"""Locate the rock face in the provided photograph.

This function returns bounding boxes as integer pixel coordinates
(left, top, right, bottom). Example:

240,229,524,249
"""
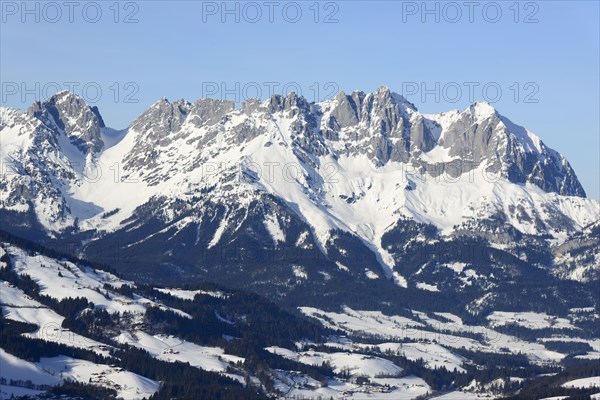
429,104,586,197
27,91,105,156
1,87,598,302
321,87,434,165
321,91,584,196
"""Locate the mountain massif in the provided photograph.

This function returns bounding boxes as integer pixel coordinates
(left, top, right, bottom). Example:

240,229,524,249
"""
1,88,597,303
1,88,599,398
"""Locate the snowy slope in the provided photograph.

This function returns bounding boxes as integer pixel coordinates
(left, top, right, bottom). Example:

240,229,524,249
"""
115,330,244,373
0,349,159,400
300,306,567,364
4,244,191,319
561,376,600,389
37,356,160,400
0,348,60,386
0,241,242,396
1,280,110,354
266,346,403,378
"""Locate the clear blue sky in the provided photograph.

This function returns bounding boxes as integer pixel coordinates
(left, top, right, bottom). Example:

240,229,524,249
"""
1,1,598,199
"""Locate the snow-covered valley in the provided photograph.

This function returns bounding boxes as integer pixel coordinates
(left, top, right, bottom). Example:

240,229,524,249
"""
1,236,599,399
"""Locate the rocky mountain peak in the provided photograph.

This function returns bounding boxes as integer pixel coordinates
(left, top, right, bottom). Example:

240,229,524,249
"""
321,86,426,166
326,86,417,131
188,98,235,127
373,85,417,110
429,103,587,198
265,91,312,115
27,91,105,155
128,97,192,142
466,101,498,121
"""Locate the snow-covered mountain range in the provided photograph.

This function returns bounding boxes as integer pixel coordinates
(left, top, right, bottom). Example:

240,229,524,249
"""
1,88,595,231
1,87,598,305
1,87,600,399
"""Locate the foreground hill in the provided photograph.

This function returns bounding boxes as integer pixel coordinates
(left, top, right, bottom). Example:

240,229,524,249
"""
0,232,599,399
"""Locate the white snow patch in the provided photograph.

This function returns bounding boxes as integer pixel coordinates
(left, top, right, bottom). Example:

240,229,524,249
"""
365,269,380,279
416,282,440,292
562,376,600,389
293,265,308,279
